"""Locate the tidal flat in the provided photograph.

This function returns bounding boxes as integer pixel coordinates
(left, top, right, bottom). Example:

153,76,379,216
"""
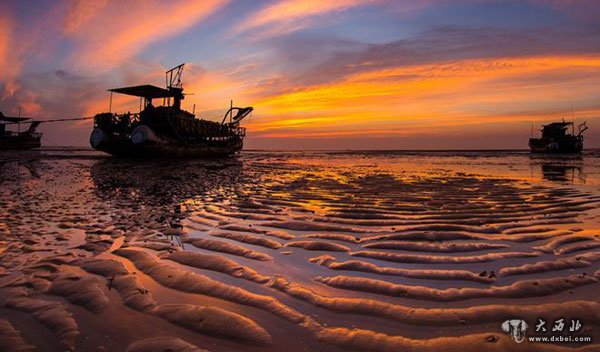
1,149,599,351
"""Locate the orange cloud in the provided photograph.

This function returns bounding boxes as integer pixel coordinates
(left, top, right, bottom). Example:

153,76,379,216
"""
185,69,249,116
0,14,20,98
245,55,600,138
0,15,10,75
0,11,41,114
234,0,371,37
65,0,228,71
63,0,110,34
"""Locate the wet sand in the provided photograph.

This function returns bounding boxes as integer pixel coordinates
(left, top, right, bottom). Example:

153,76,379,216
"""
1,149,599,351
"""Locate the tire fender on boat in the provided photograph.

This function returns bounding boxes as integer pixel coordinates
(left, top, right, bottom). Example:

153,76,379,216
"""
131,125,160,145
90,128,107,148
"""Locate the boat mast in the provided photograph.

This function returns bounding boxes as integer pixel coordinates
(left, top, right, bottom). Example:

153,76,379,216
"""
571,102,575,134
530,123,534,138
165,63,185,109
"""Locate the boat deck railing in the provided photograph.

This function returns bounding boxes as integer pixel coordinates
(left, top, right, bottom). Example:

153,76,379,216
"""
232,126,246,137
94,112,140,135
95,111,246,140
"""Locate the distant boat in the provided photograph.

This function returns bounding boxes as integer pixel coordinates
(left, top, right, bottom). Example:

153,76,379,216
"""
529,120,587,154
0,112,42,150
90,63,253,158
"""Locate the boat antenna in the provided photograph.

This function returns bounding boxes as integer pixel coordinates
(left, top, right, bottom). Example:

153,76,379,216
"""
165,63,185,109
530,123,533,138
166,63,185,89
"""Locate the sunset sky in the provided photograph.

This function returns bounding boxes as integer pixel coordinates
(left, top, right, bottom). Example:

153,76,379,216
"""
1,0,599,149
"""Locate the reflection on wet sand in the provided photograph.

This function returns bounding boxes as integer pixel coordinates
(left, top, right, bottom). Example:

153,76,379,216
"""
529,154,586,184
1,150,600,351
541,163,585,183
91,158,243,226
0,158,42,183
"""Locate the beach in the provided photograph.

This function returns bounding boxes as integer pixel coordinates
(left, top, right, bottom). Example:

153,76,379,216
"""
1,149,599,351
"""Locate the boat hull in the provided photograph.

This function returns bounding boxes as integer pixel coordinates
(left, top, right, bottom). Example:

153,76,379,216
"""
0,134,42,150
528,137,583,154
90,126,243,158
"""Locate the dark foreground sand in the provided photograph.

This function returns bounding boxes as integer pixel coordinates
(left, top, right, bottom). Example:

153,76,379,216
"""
1,149,600,351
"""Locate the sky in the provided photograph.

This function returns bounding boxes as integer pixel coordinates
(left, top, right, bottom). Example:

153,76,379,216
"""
1,0,599,150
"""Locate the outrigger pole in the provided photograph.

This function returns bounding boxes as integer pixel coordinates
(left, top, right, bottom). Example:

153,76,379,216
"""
35,117,94,123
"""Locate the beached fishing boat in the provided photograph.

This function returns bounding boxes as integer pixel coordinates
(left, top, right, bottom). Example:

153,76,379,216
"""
0,112,42,150
529,120,587,154
90,64,252,158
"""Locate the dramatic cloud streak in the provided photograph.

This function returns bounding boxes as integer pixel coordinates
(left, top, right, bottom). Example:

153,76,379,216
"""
247,55,600,140
0,13,16,95
234,0,371,38
64,0,228,71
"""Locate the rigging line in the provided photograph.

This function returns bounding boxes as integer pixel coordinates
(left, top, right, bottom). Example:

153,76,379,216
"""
38,117,95,123
1,116,95,125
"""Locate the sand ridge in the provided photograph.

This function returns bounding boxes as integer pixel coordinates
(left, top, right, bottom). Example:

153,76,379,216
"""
0,151,599,350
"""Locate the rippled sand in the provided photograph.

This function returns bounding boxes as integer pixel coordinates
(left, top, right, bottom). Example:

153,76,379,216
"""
1,149,600,351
